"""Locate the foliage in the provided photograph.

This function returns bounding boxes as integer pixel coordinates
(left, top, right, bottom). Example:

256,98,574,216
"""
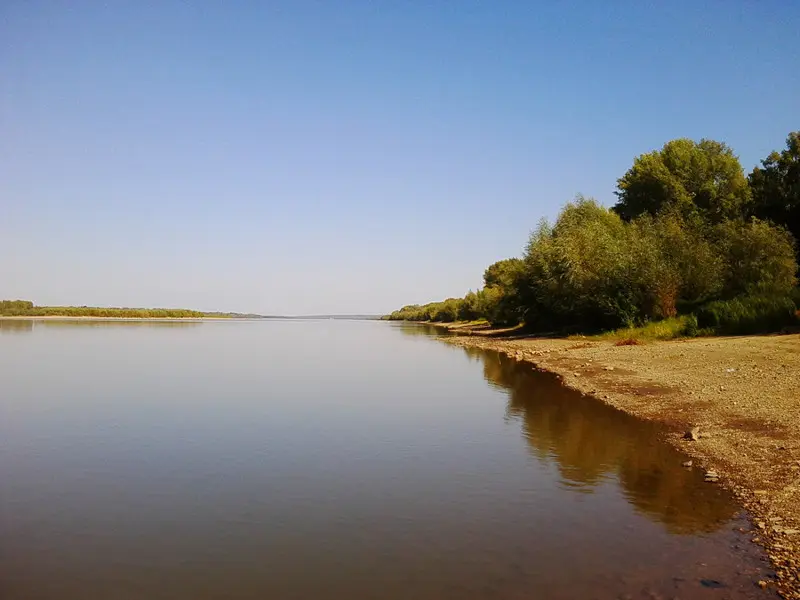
713,218,797,297
524,197,639,330
614,138,751,223
749,132,800,261
592,315,700,343
695,295,798,335
791,286,800,310
386,299,466,323
629,210,725,316
0,301,210,318
0,300,35,312
386,133,800,339
479,258,528,326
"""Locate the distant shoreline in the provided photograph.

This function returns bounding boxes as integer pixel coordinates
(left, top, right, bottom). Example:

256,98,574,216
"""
0,315,381,321
0,316,241,321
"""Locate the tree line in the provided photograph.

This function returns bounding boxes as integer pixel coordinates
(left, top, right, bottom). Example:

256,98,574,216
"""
0,300,209,319
386,133,800,336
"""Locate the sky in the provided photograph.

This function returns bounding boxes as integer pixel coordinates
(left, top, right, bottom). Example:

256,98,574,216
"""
1,1,798,315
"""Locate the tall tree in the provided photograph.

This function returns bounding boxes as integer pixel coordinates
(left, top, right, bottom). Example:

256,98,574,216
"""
749,131,800,260
614,138,751,223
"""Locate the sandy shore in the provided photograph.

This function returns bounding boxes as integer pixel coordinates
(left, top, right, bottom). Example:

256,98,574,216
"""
442,328,800,598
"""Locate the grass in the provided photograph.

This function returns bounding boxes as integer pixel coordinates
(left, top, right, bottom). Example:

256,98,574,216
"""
614,337,643,346
586,292,800,343
695,295,798,335
590,315,701,343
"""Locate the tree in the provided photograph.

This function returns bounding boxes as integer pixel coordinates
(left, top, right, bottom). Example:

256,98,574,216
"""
614,138,751,223
629,210,725,317
480,258,527,326
713,218,797,297
749,132,800,261
524,197,640,329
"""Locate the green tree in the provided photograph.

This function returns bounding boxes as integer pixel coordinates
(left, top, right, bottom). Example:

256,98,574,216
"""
614,138,751,223
524,197,639,329
713,218,797,297
629,210,725,317
458,291,480,321
749,131,800,260
480,258,527,326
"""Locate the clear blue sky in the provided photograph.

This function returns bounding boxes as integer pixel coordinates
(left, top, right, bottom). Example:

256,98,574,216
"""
2,2,798,314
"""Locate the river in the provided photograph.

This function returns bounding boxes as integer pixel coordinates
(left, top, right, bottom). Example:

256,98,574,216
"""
0,319,774,598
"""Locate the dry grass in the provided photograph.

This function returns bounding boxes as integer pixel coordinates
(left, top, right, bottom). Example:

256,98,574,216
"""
614,337,642,346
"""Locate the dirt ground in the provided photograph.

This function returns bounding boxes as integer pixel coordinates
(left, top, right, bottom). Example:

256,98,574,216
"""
443,330,800,598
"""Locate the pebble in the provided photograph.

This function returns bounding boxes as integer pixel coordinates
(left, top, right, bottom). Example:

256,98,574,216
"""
684,427,702,441
682,460,693,468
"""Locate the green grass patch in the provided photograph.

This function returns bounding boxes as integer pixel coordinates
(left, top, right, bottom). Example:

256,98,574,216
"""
590,315,702,343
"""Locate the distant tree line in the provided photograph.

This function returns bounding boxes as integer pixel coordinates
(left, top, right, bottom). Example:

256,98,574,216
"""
0,300,209,319
386,133,800,335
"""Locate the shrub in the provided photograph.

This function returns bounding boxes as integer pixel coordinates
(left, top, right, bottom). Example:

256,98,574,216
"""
790,287,800,310
681,314,699,337
695,295,798,335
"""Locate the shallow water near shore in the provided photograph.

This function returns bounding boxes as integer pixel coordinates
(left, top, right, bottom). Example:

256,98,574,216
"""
0,319,775,599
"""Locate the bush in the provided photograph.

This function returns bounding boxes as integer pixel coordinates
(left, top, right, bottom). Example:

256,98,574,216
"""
695,295,798,335
681,314,699,337
790,287,800,310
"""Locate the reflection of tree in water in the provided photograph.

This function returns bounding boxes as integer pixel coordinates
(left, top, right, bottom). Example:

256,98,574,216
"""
392,322,446,338
38,320,203,330
475,349,737,534
0,319,34,334
0,319,205,334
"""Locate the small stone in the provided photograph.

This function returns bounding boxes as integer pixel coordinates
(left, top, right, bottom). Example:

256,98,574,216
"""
684,427,701,441
783,529,800,535
573,372,580,377
758,580,768,589
756,521,766,530
603,366,615,371
682,460,693,468
754,490,768,495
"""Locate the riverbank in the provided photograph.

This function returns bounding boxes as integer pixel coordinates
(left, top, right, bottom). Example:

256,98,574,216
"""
0,316,237,321
440,326,800,598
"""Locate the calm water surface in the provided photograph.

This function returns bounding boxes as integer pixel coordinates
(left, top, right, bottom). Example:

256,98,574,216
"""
0,319,774,599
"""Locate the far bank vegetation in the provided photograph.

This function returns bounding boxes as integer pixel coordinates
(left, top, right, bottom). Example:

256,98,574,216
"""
0,300,209,319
